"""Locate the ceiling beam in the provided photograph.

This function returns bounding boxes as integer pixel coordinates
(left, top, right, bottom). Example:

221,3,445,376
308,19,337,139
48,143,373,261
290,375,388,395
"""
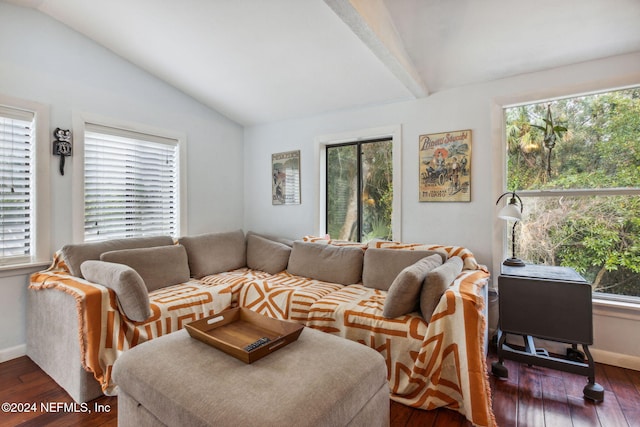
324,0,428,98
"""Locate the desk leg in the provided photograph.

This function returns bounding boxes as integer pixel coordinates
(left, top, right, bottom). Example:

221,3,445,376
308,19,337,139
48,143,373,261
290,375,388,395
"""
523,335,549,357
582,344,604,402
490,333,604,401
491,330,509,378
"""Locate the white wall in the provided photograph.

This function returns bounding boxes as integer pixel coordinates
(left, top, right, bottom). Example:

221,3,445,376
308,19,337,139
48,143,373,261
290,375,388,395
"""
244,52,640,368
244,93,495,262
0,3,244,359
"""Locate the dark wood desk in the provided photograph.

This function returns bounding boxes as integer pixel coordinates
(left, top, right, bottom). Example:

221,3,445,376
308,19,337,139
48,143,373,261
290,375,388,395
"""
491,264,604,402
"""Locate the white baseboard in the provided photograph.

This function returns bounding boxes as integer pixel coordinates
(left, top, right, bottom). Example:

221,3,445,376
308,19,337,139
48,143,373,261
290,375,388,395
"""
591,348,640,371
0,344,27,363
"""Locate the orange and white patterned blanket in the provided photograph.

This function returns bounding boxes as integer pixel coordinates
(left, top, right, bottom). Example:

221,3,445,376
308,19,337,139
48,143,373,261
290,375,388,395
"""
306,269,494,427
239,271,343,322
29,254,246,395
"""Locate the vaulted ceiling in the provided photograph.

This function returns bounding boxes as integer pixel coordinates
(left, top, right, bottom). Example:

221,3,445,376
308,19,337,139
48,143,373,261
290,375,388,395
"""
7,0,640,125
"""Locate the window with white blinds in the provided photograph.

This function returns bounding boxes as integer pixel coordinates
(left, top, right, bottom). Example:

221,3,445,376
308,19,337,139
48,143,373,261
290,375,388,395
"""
83,123,179,242
0,106,34,265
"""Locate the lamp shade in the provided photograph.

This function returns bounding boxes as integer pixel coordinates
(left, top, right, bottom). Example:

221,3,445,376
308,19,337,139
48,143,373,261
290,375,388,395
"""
498,203,522,221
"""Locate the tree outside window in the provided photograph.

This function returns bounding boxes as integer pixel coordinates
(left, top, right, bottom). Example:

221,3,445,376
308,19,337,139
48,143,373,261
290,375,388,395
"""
326,139,393,242
504,87,640,299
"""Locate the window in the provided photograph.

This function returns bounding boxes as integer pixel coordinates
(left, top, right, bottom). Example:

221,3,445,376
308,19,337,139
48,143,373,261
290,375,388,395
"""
81,122,183,242
326,138,393,242
0,107,34,264
0,97,49,267
503,87,640,300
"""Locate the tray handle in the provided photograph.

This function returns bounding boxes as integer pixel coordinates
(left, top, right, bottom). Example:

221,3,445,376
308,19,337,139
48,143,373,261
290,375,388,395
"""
206,315,225,325
268,338,287,351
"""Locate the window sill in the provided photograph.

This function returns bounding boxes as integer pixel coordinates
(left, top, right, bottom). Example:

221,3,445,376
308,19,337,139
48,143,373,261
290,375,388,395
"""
593,297,640,322
0,261,51,278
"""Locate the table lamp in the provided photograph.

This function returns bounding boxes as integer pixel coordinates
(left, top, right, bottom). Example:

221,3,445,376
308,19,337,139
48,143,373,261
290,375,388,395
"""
496,191,525,267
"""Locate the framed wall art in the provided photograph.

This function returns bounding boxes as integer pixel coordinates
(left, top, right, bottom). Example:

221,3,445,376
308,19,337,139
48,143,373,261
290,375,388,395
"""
272,150,301,205
418,129,471,202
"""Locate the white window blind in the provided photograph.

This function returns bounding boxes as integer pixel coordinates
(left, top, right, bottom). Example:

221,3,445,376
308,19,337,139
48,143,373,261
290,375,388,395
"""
84,123,179,242
0,106,34,264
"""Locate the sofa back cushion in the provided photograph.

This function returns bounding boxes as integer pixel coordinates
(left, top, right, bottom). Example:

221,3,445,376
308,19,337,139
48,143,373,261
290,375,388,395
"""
287,241,363,285
382,254,443,318
178,230,246,279
368,240,479,271
61,235,175,278
101,244,191,292
246,231,293,247
362,248,447,291
420,256,463,321
80,260,152,322
246,234,291,274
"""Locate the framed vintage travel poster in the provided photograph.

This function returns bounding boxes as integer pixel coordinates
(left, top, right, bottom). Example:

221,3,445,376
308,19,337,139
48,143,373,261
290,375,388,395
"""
272,150,301,205
418,129,471,202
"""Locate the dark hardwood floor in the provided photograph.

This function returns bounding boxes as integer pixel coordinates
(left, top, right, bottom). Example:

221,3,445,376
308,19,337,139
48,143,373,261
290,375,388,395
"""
1,350,639,426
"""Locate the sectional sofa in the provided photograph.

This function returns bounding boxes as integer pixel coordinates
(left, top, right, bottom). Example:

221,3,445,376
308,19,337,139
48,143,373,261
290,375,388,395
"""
28,230,494,427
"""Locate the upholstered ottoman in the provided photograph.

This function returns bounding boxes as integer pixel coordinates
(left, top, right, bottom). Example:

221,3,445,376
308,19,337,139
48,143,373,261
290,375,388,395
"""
112,327,389,427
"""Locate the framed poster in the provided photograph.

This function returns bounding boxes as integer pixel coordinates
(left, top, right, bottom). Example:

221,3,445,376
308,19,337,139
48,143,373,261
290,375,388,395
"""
272,150,301,205
418,129,471,202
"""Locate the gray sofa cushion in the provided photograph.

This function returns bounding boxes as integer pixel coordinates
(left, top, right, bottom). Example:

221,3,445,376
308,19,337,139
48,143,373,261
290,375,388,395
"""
420,256,463,321
101,245,190,292
246,234,291,274
287,241,364,285
80,260,152,322
362,248,447,291
60,235,175,278
246,230,293,247
383,254,443,318
178,230,246,279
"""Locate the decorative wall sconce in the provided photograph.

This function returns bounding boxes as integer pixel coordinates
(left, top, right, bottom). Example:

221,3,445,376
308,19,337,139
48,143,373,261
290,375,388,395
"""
496,191,525,267
53,127,72,175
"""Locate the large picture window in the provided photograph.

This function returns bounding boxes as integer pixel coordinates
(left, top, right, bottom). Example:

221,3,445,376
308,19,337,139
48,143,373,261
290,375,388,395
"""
504,87,640,300
0,106,34,264
0,98,49,268
326,138,393,242
83,123,181,242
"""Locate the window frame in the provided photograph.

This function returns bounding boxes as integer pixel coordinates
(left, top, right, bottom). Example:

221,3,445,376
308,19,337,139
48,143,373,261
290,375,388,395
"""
72,113,187,243
316,125,402,241
0,94,50,270
494,85,640,307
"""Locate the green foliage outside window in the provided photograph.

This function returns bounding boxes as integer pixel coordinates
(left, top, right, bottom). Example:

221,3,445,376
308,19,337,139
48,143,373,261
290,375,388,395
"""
505,87,640,298
327,140,392,242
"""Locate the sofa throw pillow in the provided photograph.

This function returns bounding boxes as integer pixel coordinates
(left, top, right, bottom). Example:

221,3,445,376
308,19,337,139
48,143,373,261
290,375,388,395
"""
362,248,447,291
80,260,152,322
420,256,464,321
178,230,246,279
287,241,364,285
61,235,175,279
101,244,190,292
383,254,443,318
246,234,291,274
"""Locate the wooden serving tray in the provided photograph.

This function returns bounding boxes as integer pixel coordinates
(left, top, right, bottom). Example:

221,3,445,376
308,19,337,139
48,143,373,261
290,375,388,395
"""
185,307,304,364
